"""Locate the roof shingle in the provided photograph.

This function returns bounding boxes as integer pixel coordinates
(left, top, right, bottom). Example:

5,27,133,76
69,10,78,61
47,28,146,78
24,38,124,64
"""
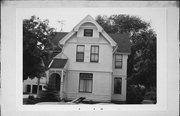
52,32,131,53
49,59,67,68
109,33,131,53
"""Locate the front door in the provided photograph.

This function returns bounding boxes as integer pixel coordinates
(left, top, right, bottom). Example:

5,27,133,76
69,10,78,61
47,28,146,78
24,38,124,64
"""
49,73,61,91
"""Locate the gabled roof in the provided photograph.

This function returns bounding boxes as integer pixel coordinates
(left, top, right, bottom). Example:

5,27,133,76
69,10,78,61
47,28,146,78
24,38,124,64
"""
53,32,131,53
52,32,68,46
43,51,60,68
109,33,131,53
49,59,67,69
59,15,117,46
73,15,103,32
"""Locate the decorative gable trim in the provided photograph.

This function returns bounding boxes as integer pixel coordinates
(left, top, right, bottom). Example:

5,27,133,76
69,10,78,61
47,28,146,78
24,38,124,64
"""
59,15,117,47
73,15,103,32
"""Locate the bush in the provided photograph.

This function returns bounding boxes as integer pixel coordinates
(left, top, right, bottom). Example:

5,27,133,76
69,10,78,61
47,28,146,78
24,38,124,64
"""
26,98,41,104
39,84,60,102
144,89,156,103
26,95,41,104
126,85,146,104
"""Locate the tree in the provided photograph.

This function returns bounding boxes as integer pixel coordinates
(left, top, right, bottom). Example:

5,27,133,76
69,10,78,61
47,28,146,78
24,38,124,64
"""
128,29,156,88
96,15,150,34
96,15,156,89
23,15,55,97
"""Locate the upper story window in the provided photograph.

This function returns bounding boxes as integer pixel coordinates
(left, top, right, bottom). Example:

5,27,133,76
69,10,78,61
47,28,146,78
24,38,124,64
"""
76,45,85,62
90,45,99,63
84,29,93,37
115,54,123,68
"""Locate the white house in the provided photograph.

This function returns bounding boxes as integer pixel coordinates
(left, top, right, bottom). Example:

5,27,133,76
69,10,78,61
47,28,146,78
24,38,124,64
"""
23,15,131,102
23,77,47,95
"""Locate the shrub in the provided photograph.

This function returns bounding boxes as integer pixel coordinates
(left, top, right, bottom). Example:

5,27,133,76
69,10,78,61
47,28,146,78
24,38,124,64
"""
126,85,146,104
144,89,156,103
26,95,41,104
38,84,60,102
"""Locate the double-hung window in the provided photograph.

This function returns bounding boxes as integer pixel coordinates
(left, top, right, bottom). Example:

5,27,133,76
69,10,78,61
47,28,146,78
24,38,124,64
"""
76,45,85,62
79,73,93,93
114,77,122,94
90,45,99,62
115,54,123,68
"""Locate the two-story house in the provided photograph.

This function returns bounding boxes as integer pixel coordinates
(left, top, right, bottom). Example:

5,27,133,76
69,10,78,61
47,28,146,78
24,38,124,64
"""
47,15,131,102
23,15,131,102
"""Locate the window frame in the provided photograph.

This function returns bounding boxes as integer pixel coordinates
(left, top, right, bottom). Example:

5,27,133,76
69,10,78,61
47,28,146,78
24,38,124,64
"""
26,85,31,93
79,73,93,93
114,77,122,94
39,85,42,91
76,45,85,62
32,85,38,94
115,54,123,69
84,29,93,37
90,45,99,63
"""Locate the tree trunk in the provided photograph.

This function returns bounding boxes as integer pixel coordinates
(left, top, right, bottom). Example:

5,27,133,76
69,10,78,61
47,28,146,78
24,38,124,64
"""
37,77,40,98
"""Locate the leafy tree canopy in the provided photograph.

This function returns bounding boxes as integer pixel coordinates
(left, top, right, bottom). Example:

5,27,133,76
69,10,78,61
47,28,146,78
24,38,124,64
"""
96,15,150,34
23,15,55,80
96,15,156,89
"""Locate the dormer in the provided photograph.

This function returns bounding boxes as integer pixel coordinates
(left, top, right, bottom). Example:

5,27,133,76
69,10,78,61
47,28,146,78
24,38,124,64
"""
74,15,103,38
76,22,99,38
59,15,117,47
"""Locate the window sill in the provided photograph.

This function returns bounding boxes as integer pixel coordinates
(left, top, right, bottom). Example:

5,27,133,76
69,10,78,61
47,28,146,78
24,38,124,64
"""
113,93,122,95
76,61,84,62
75,61,100,64
115,67,122,69
90,61,99,63
79,91,92,93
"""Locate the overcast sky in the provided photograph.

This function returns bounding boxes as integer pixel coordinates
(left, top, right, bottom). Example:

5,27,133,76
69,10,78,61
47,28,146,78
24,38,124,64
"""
21,8,166,34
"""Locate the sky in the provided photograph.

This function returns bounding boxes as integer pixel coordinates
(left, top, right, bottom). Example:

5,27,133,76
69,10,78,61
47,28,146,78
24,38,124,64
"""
21,8,166,34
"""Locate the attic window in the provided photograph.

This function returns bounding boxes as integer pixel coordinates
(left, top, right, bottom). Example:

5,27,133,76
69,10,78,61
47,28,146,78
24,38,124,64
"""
84,29,93,37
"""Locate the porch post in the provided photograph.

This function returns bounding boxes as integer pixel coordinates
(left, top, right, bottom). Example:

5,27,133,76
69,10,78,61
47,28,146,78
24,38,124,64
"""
60,70,64,100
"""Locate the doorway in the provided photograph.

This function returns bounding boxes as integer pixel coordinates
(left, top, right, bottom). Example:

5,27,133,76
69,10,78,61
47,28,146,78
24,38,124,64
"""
49,73,61,91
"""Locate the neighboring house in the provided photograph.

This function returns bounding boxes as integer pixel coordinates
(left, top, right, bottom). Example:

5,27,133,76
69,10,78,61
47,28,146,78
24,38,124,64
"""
23,15,131,102
23,77,47,95
23,58,48,95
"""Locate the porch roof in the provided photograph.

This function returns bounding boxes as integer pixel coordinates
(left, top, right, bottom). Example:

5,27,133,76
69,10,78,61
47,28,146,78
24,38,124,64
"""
49,58,67,69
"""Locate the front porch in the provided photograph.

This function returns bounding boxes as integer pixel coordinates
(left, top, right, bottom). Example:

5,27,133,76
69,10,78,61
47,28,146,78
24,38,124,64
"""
47,58,68,100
